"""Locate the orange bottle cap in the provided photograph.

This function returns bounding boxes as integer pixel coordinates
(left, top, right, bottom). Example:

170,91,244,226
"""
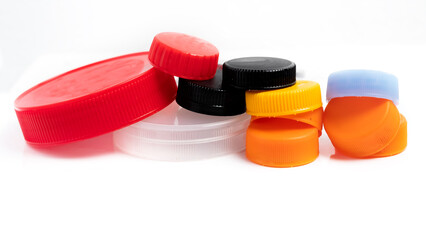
324,97,400,157
251,107,323,136
371,114,407,158
246,118,319,168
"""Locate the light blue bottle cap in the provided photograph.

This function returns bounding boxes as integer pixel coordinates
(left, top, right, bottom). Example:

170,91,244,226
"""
326,70,399,104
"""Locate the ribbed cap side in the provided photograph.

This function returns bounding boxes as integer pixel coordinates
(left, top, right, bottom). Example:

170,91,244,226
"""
326,69,399,104
148,32,219,80
223,57,296,90
176,67,246,116
246,80,322,117
246,118,319,168
15,68,177,145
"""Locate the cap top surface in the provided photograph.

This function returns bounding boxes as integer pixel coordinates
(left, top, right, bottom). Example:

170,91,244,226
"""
223,57,296,90
15,53,150,109
224,57,294,71
155,32,218,56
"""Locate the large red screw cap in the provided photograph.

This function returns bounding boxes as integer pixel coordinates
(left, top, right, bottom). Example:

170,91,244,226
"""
14,52,177,146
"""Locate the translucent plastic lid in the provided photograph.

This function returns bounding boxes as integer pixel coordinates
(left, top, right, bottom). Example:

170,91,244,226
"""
113,101,250,161
326,70,399,104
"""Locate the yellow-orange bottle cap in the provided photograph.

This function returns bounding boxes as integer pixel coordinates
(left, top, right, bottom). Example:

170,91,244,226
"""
324,97,400,158
246,118,319,168
245,80,322,117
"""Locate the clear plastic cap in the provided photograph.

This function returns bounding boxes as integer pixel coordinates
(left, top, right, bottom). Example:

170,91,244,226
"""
326,70,399,104
113,101,250,161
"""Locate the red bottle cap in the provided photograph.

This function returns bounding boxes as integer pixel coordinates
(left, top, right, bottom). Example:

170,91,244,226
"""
148,32,219,80
14,52,177,146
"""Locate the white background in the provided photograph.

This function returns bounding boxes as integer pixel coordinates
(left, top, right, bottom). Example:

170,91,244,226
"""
1,0,425,239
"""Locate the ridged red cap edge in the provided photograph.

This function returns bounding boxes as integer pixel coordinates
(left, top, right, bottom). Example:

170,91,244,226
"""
148,32,219,80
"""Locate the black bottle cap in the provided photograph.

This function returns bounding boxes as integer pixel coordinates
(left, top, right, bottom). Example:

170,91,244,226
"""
176,66,246,116
223,57,296,90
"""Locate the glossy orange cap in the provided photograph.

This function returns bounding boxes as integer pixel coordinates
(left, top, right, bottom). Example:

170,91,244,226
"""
246,118,319,168
324,97,400,158
371,114,407,158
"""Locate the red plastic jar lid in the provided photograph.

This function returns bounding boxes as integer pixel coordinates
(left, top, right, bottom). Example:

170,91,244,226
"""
14,52,177,146
148,32,219,80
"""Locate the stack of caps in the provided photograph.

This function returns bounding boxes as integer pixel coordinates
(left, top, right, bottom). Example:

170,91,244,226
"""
223,57,323,167
14,32,406,163
324,70,407,158
14,32,251,161
115,33,251,160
